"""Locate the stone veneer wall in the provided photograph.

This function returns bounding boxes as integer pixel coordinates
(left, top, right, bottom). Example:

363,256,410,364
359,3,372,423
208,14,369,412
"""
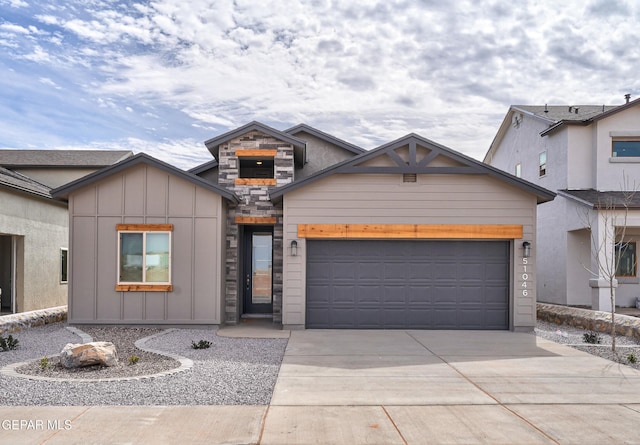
218,131,295,324
0,306,67,335
537,303,640,340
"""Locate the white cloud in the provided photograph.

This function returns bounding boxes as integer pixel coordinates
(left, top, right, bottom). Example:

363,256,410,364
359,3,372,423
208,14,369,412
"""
1,0,640,164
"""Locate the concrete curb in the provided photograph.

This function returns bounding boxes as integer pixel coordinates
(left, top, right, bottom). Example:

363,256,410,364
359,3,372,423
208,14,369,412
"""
537,303,640,340
0,306,67,335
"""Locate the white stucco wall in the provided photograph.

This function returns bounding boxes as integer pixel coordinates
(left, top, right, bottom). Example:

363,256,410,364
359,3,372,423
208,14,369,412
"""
592,106,640,191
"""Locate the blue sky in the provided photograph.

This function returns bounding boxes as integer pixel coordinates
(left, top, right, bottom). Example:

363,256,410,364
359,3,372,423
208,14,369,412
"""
1,0,639,169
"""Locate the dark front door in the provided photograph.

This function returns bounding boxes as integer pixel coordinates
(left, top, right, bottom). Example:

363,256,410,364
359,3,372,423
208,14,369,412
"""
0,236,14,314
243,226,274,315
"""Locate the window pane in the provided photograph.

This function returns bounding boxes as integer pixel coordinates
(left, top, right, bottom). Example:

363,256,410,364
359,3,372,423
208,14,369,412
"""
120,233,143,282
145,233,170,282
239,158,274,178
61,249,68,282
615,242,636,277
252,233,272,303
539,152,547,176
613,141,640,157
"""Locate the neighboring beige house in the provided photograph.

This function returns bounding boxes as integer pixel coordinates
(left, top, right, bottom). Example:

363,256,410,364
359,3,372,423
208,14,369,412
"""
0,150,132,314
484,96,640,311
54,123,554,331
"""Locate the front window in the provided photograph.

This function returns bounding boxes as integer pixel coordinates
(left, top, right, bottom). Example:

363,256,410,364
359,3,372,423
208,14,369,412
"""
615,241,637,277
612,140,640,157
117,225,172,289
539,151,547,177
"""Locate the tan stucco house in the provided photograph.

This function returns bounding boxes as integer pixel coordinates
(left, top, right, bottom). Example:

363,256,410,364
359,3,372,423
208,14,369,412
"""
52,123,554,331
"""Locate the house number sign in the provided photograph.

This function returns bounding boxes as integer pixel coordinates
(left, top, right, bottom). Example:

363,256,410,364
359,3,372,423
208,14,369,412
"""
521,257,529,297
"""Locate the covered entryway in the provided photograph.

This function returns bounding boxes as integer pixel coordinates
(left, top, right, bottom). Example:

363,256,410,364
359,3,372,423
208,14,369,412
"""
306,240,509,329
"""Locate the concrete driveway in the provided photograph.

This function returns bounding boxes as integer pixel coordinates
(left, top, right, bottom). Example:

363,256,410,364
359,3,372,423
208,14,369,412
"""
264,329,640,444
3,329,640,444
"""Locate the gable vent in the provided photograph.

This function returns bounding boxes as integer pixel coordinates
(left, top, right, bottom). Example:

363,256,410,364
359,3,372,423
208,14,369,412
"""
403,173,417,183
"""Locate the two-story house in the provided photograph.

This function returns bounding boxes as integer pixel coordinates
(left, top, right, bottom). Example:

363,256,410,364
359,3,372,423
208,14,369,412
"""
52,122,554,331
484,96,640,311
0,150,132,314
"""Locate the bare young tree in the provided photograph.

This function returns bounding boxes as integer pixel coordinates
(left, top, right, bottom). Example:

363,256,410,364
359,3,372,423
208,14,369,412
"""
581,178,637,354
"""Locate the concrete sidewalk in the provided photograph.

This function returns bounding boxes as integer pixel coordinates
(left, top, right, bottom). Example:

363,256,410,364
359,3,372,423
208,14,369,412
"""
3,330,640,444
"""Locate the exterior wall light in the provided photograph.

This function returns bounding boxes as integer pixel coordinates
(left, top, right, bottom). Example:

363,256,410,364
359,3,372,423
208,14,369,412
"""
290,240,298,256
522,241,531,258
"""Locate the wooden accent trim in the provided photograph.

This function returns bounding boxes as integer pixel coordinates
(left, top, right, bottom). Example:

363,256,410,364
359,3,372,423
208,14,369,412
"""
235,149,277,157
235,216,277,225
116,224,173,232
234,178,277,186
116,284,173,292
298,224,523,240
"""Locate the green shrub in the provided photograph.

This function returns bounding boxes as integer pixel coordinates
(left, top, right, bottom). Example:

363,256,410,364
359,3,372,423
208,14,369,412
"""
191,340,212,350
583,331,602,344
39,357,49,370
128,355,140,365
627,352,638,364
0,334,19,351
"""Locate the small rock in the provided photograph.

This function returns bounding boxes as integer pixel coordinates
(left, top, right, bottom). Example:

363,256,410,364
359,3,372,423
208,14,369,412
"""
60,342,118,368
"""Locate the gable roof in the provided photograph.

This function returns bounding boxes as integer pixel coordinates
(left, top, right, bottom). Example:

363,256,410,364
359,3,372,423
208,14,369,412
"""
188,159,218,175
284,123,366,156
483,100,638,163
271,133,555,204
51,153,239,203
0,150,133,168
0,166,56,201
558,189,640,209
204,121,307,166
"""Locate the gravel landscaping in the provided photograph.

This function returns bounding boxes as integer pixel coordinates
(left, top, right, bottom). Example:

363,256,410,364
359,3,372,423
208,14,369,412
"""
535,320,640,371
0,322,287,406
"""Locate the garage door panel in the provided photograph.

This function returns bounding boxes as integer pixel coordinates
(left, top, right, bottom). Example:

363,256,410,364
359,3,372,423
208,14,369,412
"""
333,285,356,304
306,240,509,329
357,285,382,303
333,263,357,280
433,286,458,303
357,262,383,279
383,285,407,303
459,286,484,304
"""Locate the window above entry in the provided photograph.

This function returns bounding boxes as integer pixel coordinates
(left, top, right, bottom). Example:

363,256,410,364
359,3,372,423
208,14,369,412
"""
239,158,274,179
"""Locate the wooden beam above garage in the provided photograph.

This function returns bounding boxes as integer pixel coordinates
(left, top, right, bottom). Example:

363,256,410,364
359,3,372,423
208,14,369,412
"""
297,224,523,239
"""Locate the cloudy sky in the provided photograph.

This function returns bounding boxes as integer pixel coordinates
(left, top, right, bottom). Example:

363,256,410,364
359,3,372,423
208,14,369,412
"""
1,0,639,169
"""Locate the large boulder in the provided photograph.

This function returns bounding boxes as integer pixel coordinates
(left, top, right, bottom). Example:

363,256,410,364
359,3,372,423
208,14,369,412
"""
60,342,118,368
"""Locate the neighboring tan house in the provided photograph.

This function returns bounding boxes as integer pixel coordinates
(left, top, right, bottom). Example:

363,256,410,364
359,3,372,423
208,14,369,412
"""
484,96,640,311
0,150,133,314
53,122,554,331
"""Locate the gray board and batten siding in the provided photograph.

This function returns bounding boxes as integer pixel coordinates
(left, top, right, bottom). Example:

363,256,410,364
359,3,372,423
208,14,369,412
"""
52,154,236,325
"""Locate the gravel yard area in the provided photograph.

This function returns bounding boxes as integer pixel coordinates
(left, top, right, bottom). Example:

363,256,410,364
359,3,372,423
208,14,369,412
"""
535,320,640,370
0,323,287,406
